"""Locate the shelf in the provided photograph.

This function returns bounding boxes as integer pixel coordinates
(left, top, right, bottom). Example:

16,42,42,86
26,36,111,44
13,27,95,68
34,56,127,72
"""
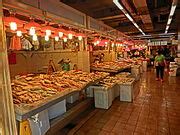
46,98,94,135
8,49,76,54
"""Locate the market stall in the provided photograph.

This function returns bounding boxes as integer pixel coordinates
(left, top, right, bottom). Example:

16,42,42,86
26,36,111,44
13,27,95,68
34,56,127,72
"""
0,0,147,135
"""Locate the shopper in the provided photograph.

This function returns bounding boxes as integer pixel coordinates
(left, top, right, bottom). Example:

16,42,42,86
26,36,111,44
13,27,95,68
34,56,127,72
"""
155,50,166,82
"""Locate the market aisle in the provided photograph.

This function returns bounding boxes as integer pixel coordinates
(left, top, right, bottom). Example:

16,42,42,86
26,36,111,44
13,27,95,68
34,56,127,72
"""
69,70,180,135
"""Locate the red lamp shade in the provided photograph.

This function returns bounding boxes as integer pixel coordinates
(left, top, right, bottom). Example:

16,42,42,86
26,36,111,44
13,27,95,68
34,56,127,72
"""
36,31,45,36
16,28,27,33
3,16,24,27
41,25,55,32
50,33,57,38
75,33,86,37
24,20,41,30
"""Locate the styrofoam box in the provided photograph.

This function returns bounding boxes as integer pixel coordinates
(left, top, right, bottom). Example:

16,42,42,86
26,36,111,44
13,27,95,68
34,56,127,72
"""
86,86,94,97
143,61,147,72
120,83,134,102
93,86,113,109
169,68,177,77
131,66,140,76
48,99,66,119
66,92,79,103
113,84,120,98
140,65,143,74
28,109,50,135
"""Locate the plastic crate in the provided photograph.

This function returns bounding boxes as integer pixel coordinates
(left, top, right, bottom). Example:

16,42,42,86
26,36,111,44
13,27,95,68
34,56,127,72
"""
113,84,120,98
140,65,143,74
28,109,50,135
48,99,66,119
66,93,79,103
169,68,177,77
131,66,140,81
93,86,113,109
86,86,94,97
119,81,134,102
143,61,147,72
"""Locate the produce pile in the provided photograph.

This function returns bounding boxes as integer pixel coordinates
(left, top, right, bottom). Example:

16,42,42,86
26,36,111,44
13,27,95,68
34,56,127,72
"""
96,74,134,89
116,72,131,78
97,76,117,88
91,61,131,71
12,70,109,105
116,75,135,84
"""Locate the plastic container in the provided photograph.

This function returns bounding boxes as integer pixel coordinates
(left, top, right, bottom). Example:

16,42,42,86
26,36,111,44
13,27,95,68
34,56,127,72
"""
169,68,177,77
143,61,147,72
28,109,50,135
93,86,113,109
48,99,66,119
66,93,79,103
86,86,94,97
119,81,134,102
113,84,120,98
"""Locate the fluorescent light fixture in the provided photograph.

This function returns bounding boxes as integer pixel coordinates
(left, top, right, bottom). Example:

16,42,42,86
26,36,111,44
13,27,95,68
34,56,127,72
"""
166,25,169,30
142,32,146,36
113,0,145,35
133,23,139,29
113,0,123,10
125,13,133,22
165,2,177,33
170,5,176,16
167,18,172,25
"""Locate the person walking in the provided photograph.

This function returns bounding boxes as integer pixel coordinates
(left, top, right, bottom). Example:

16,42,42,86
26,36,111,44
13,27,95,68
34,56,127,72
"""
155,50,166,82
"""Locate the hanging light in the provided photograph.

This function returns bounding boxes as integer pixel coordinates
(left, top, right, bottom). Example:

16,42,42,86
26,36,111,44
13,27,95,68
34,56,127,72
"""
76,33,85,41
63,36,68,42
96,40,100,44
24,20,41,35
45,35,49,41
78,36,82,41
3,16,24,31
55,36,59,41
46,30,51,36
16,30,22,37
68,33,73,39
59,32,63,38
67,30,74,39
29,27,36,35
58,28,65,38
33,34,38,41
16,28,27,37
41,24,54,36
10,22,17,31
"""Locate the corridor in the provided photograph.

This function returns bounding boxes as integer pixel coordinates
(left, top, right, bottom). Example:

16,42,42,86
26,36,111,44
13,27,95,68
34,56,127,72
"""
69,70,180,135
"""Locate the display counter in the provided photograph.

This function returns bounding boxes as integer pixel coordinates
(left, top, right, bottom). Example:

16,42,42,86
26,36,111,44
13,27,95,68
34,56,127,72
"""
13,71,108,121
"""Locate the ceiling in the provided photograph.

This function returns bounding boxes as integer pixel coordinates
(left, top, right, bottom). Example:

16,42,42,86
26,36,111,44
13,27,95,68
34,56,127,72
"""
61,0,180,39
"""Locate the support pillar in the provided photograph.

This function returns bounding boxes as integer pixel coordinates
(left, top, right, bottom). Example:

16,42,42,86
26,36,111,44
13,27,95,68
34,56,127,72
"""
0,0,17,134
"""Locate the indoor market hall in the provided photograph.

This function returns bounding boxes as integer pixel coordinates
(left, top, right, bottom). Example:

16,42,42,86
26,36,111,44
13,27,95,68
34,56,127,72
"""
0,0,180,135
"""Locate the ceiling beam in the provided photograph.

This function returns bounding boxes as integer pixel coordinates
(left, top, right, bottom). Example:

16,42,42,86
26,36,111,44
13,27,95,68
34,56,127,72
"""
98,14,125,21
132,0,154,31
